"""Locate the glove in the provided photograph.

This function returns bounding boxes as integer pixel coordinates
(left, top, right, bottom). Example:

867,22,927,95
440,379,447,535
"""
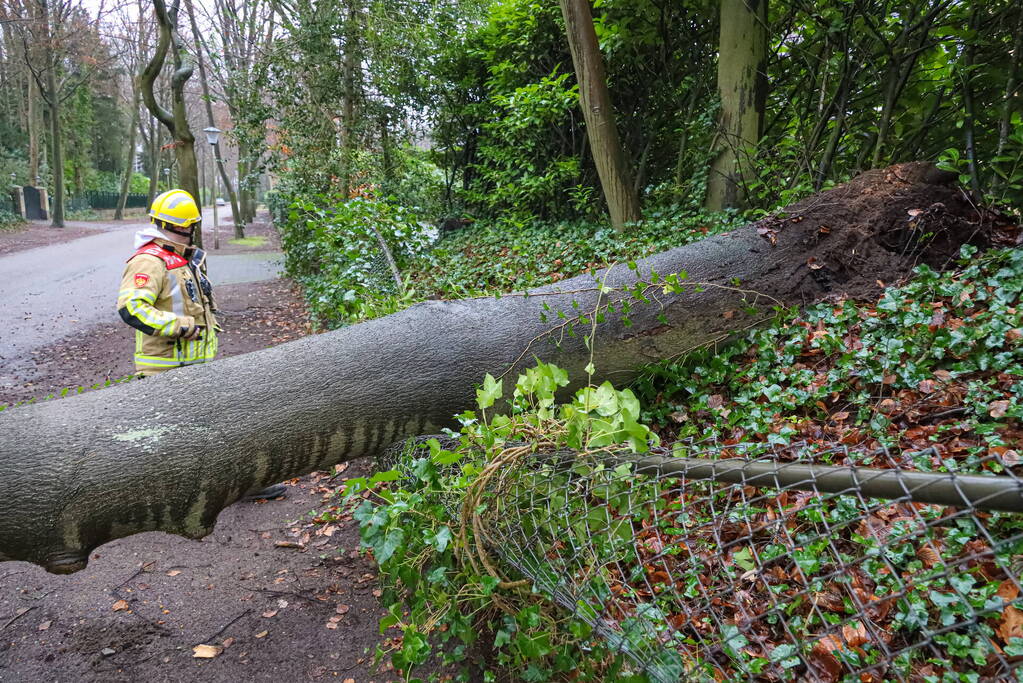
176,325,204,341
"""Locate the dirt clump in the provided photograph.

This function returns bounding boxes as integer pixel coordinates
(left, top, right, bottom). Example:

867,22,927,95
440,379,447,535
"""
748,161,1019,302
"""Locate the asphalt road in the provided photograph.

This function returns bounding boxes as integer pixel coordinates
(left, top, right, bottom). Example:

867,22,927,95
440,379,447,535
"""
0,213,282,388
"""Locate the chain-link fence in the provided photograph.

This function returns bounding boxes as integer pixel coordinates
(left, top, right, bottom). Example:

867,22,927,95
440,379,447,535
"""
384,439,1023,682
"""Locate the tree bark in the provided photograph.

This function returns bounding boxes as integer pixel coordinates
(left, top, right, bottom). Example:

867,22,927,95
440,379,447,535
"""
705,0,767,211
145,116,159,205
184,0,244,238
237,143,255,223
45,48,64,228
996,8,1023,158
27,77,40,184
114,83,141,219
0,163,999,575
961,9,982,198
866,3,945,169
559,0,640,231
815,53,857,191
140,0,202,245
341,0,361,196
380,112,393,187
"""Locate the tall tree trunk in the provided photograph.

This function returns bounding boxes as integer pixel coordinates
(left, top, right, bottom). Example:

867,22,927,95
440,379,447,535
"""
341,0,361,195
380,112,393,187
815,56,856,191
27,78,39,184
961,9,982,198
45,55,64,227
996,8,1023,158
197,145,206,205
559,0,640,231
115,85,141,219
237,144,255,223
868,5,942,169
237,144,252,223
145,117,159,205
140,0,202,246
705,0,768,211
184,0,243,238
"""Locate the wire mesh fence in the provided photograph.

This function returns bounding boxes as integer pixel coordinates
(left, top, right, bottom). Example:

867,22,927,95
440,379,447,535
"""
383,439,1023,682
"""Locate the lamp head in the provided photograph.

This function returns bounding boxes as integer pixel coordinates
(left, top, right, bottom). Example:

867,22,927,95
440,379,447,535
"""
203,126,222,146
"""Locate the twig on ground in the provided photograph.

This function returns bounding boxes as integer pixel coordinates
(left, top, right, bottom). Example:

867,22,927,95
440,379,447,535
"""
254,588,322,605
0,606,36,632
202,608,252,643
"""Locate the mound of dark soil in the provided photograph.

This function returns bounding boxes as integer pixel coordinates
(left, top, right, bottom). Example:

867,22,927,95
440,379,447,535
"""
746,162,1020,302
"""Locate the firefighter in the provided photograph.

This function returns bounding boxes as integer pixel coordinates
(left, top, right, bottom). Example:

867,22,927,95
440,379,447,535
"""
118,189,217,375
118,189,285,501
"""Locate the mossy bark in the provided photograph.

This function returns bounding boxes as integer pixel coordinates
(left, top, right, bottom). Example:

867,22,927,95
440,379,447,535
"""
560,0,640,231
706,0,768,211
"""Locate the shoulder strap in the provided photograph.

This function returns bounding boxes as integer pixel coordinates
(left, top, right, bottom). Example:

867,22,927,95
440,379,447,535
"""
130,241,188,269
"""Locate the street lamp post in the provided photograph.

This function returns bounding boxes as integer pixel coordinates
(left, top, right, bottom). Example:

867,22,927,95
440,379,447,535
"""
203,127,222,250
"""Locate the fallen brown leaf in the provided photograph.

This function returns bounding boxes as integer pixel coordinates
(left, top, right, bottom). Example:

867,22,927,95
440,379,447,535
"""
916,545,941,568
112,600,130,612
999,605,1023,643
192,644,222,659
809,637,842,682
261,610,278,618
998,579,1019,602
841,622,870,648
254,630,268,639
990,400,1010,419
274,541,306,550
166,570,182,577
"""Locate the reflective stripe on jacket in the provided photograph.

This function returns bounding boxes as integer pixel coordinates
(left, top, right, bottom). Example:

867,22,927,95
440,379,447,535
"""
117,239,219,375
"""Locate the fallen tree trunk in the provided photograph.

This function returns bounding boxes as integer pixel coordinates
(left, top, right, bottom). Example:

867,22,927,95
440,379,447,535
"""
0,163,1011,574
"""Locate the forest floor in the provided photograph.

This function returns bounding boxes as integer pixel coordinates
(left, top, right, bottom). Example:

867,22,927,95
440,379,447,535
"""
0,220,435,682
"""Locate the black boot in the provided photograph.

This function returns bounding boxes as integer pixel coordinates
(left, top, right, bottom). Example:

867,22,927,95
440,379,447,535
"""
242,483,287,501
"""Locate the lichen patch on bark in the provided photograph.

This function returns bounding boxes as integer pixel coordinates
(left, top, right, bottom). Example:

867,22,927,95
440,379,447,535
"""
111,426,170,446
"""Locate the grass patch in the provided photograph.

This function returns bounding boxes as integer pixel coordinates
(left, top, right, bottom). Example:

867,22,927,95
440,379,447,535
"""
228,235,268,247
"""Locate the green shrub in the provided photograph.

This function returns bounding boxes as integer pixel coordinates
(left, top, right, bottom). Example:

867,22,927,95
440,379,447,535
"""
274,190,738,328
0,207,24,231
276,192,432,325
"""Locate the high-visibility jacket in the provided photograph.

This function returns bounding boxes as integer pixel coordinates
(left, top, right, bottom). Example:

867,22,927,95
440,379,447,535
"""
117,238,220,375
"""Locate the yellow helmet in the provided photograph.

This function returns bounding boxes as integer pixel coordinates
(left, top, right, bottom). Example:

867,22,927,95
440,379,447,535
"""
149,189,201,228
